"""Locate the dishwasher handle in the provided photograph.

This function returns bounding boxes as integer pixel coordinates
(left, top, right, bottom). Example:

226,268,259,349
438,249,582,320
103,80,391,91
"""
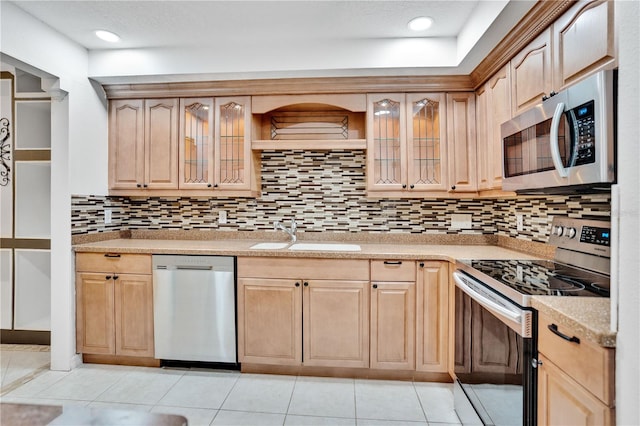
176,265,213,271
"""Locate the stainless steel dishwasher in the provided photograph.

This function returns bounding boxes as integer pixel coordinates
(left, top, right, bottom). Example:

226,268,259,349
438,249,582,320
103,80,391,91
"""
152,255,236,364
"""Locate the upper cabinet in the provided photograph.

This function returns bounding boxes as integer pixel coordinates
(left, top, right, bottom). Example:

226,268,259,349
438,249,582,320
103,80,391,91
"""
109,96,258,196
511,28,553,116
109,99,179,191
553,0,616,91
366,92,473,197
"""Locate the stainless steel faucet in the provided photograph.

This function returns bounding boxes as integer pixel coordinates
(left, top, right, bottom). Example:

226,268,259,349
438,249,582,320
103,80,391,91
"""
274,219,297,243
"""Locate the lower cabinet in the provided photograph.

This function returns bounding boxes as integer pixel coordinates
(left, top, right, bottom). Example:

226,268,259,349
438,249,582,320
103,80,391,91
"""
237,257,370,368
75,253,154,358
537,313,615,425
416,261,449,373
370,260,416,370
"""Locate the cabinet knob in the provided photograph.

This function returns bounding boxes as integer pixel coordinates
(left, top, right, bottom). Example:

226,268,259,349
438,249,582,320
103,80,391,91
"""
214,184,219,188
143,184,148,188
372,284,378,289
207,183,212,188
419,262,424,268
136,184,142,188
303,282,309,287
113,275,119,280
451,185,456,190
106,275,112,280
402,184,407,189
295,282,300,287
410,184,414,189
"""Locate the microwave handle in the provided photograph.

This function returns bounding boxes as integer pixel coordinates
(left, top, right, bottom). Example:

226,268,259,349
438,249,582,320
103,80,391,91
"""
550,102,569,178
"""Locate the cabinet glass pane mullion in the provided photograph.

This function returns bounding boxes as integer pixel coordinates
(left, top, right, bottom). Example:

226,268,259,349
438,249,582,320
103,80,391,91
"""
373,99,401,185
183,101,210,185
219,102,245,185
412,98,441,186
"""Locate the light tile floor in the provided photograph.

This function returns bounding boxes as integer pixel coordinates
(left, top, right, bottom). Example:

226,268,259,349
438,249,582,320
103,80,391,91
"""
1,347,462,426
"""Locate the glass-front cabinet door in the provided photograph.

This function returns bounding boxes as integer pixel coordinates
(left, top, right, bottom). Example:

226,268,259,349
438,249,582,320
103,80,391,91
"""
215,96,252,191
179,98,214,189
366,94,406,192
407,93,448,191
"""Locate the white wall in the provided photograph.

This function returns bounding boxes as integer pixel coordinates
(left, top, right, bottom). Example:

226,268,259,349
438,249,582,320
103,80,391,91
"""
1,1,108,370
614,1,640,424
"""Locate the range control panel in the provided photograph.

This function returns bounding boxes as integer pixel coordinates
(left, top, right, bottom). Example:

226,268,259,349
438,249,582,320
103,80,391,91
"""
549,217,611,257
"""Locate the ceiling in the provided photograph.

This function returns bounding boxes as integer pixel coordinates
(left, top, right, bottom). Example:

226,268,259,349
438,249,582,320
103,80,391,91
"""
9,1,536,83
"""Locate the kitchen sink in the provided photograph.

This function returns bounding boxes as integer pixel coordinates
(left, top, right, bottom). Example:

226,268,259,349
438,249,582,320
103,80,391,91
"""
249,242,290,250
288,243,361,252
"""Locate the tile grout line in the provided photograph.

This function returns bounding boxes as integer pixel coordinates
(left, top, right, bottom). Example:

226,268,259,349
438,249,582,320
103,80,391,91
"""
282,374,299,426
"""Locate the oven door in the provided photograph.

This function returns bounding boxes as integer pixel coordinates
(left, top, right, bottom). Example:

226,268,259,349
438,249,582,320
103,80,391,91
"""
453,271,537,426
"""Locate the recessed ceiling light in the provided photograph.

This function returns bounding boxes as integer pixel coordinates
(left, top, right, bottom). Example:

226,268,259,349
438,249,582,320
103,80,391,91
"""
408,16,434,32
95,30,121,43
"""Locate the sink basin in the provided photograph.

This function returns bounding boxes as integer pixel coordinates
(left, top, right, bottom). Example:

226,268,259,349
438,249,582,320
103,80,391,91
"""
250,242,290,250
288,243,361,252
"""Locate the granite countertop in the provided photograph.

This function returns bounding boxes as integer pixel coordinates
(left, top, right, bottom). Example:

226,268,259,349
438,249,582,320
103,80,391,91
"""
531,296,616,348
73,237,542,262
73,232,614,348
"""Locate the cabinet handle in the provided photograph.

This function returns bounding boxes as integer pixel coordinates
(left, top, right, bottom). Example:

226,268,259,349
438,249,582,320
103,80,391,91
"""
548,324,580,344
214,184,219,188
402,184,407,189
303,282,309,287
143,184,148,188
207,183,212,188
113,275,119,280
105,275,112,280
136,184,142,188
372,284,378,289
419,262,424,268
104,253,121,258
451,185,456,190
295,282,300,287
383,261,402,265
410,184,414,189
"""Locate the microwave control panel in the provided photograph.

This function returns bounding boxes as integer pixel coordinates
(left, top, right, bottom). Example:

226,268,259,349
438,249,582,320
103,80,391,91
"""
571,100,596,166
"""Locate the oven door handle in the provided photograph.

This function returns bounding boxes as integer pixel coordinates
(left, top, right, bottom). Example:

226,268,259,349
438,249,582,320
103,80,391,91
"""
550,102,569,178
453,272,522,323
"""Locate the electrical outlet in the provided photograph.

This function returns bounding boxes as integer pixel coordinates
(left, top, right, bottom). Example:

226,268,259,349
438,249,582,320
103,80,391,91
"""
218,210,228,224
516,214,524,232
104,209,112,225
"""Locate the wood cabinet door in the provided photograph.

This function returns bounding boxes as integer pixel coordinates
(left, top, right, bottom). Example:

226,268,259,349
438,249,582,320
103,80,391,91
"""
303,280,369,368
486,65,511,189
553,0,616,90
416,261,449,373
366,93,407,192
237,278,302,365
475,85,490,191
370,281,415,370
179,98,215,189
144,99,179,189
538,353,613,426
76,272,115,355
214,96,253,191
114,274,154,357
406,93,448,192
511,28,552,116
109,99,144,190
446,93,477,193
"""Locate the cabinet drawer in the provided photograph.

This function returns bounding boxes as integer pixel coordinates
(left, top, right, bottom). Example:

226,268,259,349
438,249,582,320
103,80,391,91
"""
538,313,614,405
238,257,369,280
371,260,416,282
76,252,152,275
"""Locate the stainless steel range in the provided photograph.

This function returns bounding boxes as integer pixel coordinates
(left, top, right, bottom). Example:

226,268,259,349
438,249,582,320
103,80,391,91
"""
452,217,611,426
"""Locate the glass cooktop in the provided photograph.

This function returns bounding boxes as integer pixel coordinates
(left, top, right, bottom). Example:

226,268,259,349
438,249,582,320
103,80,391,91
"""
458,259,610,298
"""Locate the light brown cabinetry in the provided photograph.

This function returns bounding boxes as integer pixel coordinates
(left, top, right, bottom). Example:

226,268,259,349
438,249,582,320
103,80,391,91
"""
75,253,154,359
370,260,416,370
553,0,616,91
537,313,615,425
237,257,369,368
110,96,258,196
366,92,477,196
476,65,511,192
511,28,553,116
416,261,449,373
109,99,179,191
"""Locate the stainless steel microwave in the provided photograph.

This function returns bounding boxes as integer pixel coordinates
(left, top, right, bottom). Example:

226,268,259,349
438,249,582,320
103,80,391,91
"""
501,70,616,194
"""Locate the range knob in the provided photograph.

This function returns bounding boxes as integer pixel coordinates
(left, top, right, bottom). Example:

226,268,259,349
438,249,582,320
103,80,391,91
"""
552,225,564,237
564,227,577,239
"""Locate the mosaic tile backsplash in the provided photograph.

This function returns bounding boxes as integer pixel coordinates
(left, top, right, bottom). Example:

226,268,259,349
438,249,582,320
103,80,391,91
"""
72,150,611,244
